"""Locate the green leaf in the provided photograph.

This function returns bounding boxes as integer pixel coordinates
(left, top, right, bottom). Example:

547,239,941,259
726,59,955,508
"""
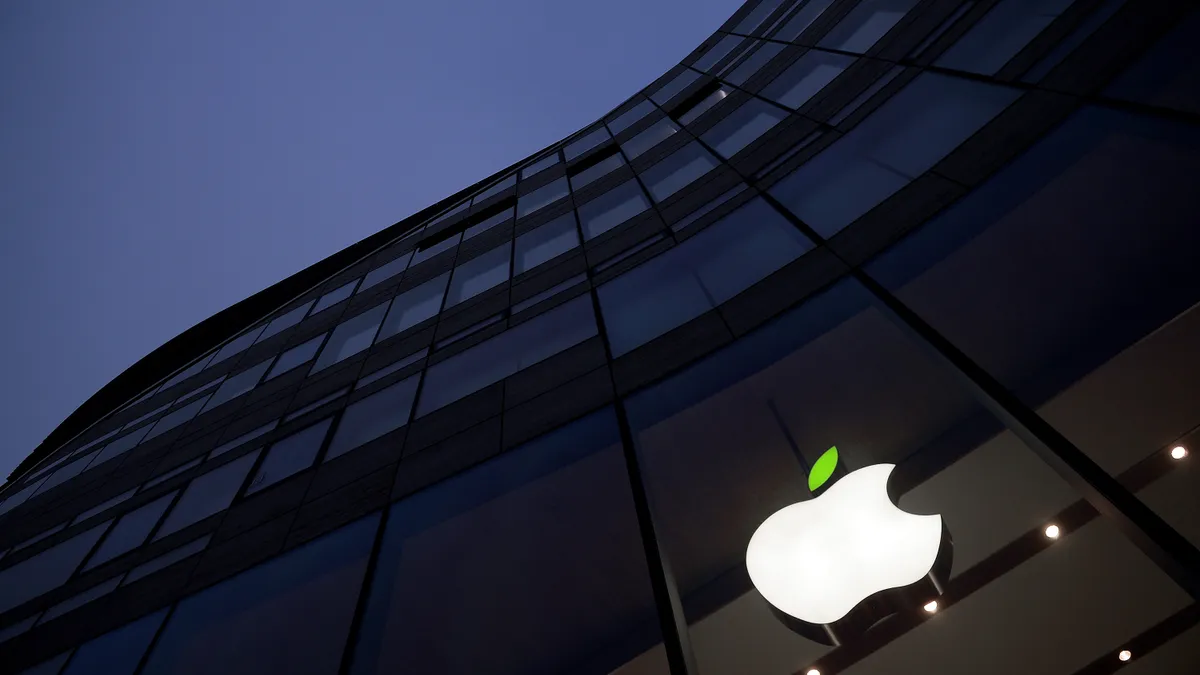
808,446,839,492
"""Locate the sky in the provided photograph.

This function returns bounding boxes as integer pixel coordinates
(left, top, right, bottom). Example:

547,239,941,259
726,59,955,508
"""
0,0,739,478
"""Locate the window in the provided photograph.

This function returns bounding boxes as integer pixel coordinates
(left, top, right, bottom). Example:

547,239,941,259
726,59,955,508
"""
123,400,174,431
0,523,108,614
770,73,1019,236
650,69,701,105
702,97,786,158
411,232,461,266
819,0,918,53
158,354,213,391
256,301,314,343
283,387,349,423
598,198,812,355
40,576,122,623
246,419,332,494
521,152,560,179
937,0,1077,76
142,394,212,442
153,451,260,540
12,522,67,552
208,324,267,367
762,50,855,109
515,212,580,274
201,359,273,413
578,179,651,240
678,85,732,125
463,206,514,240
124,535,211,584
621,118,680,159
37,448,104,493
693,35,742,71
209,421,277,459
265,334,325,380
565,126,611,160
312,279,358,314
139,515,379,675
735,0,787,33
607,98,655,134
15,655,70,675
517,177,570,218
446,243,511,307
72,489,136,525
59,610,168,675
473,174,516,204
426,200,469,228
359,252,413,293
416,296,598,416
569,152,625,190
377,273,449,341
671,183,749,233
348,410,665,675
775,0,837,40
310,303,389,373
325,375,421,461
512,274,588,313
355,349,428,390
725,41,785,85
641,142,720,202
83,493,176,570
143,458,203,490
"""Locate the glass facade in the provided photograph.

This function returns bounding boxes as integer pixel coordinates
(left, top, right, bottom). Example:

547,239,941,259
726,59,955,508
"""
2,2,1199,674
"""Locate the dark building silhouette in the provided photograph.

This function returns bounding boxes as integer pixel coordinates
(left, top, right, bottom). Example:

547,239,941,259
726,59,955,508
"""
1,1,1199,673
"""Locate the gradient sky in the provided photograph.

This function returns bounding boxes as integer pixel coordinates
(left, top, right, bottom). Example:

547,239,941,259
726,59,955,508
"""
0,0,738,478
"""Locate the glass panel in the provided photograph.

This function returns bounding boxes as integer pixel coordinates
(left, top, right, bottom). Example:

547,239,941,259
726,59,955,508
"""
565,126,611,160
762,50,855,109
83,493,176,570
201,360,272,413
265,335,325,381
416,296,598,416
0,523,108,614
377,273,449,341
621,118,680,160
473,174,517,204
159,355,213,391
73,489,137,525
124,535,211,584
143,458,203,490
725,41,785,85
1104,9,1200,116
775,0,837,40
349,409,667,675
512,274,588,313
208,325,267,368
937,0,1076,76
694,35,743,72
143,395,212,442
426,200,469,228
256,300,315,343
516,177,570,218
12,522,67,552
410,232,460,266
642,142,721,202
40,576,123,623
283,387,349,423
569,151,625,190
60,610,168,675
310,303,388,373
0,477,49,517
209,421,277,459
671,184,750,233
123,400,173,432
312,280,358,314
463,206,514,240
16,654,70,675
247,419,332,495
599,197,812,355
770,73,1019,236
358,252,413,293
607,99,655,134
445,243,511,307
651,69,701,105
819,0,918,53
735,0,786,33
37,449,105,493
703,98,786,158
578,179,651,240
0,616,38,645
521,152,560,179
325,375,421,461
153,451,260,540
678,84,732,125
514,212,580,274
355,349,427,390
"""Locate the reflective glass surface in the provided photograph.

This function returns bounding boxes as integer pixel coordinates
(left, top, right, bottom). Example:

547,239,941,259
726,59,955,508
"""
607,99,656,134
819,0,918,53
517,178,570,218
521,152,560,179
651,69,701,105
678,85,732,125
569,151,625,190
325,375,420,461
310,303,388,373
702,98,785,158
247,419,332,494
514,212,580,274
937,0,1076,75
153,451,260,540
201,360,272,413
693,35,743,71
60,610,168,675
256,301,314,343
565,126,611,160
0,523,108,614
264,334,325,380
578,179,651,240
358,252,413,293
410,233,460,266
208,325,266,368
775,0,837,40
312,280,358,314
445,243,511,307
762,50,855,109
83,492,175,569
621,118,680,159
642,142,721,202
725,41,784,85
377,273,449,340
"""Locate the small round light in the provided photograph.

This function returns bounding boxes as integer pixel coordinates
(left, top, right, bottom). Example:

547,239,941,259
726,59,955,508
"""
1170,445,1188,460
923,600,938,613
1045,524,1061,539
1118,650,1132,662
806,669,821,675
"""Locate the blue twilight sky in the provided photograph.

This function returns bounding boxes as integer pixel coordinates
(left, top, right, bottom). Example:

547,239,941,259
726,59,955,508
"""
0,0,738,478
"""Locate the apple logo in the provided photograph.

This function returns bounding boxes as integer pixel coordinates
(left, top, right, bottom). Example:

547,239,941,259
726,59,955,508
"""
746,447,952,645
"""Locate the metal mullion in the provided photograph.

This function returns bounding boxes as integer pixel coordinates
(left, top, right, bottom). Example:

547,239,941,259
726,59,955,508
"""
336,508,392,675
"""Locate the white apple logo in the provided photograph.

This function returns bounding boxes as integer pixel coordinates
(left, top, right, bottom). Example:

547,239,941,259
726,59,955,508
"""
746,447,951,644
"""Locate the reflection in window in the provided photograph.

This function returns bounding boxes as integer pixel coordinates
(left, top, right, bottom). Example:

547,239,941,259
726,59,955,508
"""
651,69,701,105
693,35,743,72
256,301,315,343
312,280,358,314
265,334,325,381
569,152,625,190
60,610,168,675
13,522,66,552
735,0,787,33
819,0,918,53
349,409,665,675
83,492,176,570
208,325,267,368
411,232,461,266
775,0,837,40
143,394,212,442
0,523,108,614
427,201,469,228
247,419,332,494
703,98,786,158
143,458,202,490
209,421,277,459
73,489,137,525
607,99,655,135
359,252,413,294
40,576,122,623
124,535,211,584
762,50,855,109
521,152,560,179
621,118,680,160
463,206,514,240
159,354,214,391
578,180,651,240
446,243,511,307
513,274,588,313
517,177,570,218
725,41,785,85
355,349,427,390
937,0,1076,76
201,360,273,413
38,449,105,492
642,142,720,202
140,515,379,675
325,375,420,461
473,174,516,204
377,274,449,341
771,73,1019,236
310,303,389,373
565,126,611,160
153,451,260,540
416,296,598,415
283,387,350,423
599,198,812,355
515,212,580,274
678,85,732,125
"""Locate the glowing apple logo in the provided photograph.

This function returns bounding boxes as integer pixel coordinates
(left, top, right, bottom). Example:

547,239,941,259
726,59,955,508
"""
746,447,952,645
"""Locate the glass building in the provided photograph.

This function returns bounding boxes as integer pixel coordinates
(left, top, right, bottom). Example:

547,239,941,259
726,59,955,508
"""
1,1,1199,673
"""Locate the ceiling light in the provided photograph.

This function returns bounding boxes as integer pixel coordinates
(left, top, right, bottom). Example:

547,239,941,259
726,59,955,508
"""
1044,524,1061,539
923,600,938,613
1118,649,1132,662
1170,445,1188,460
806,669,821,675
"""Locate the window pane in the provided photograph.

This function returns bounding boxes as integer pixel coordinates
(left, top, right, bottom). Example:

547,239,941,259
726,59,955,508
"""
411,232,460,266
61,610,168,675
16,654,70,675
143,458,202,490
325,375,420,461
937,0,1075,76
517,177,569,218
693,35,742,71
678,85,732,125
725,41,785,85
770,73,1019,236
0,523,108,614
599,198,812,355
73,488,137,525
578,179,651,240
621,118,680,160
775,0,837,40
356,349,427,390
819,0,918,52
247,419,332,495
762,50,855,109
565,126,611,160
209,421,277,459
417,296,598,416
349,410,667,675
642,142,720,202
702,98,785,158
569,151,625,190
312,280,358,314
83,492,175,570
38,448,105,492
311,303,388,373
446,243,511,307
521,152,560,179
463,206,514,240
651,69,701,105
283,387,349,423
377,274,449,341
125,535,211,584
473,174,516,204
153,451,259,540
359,252,413,293
201,360,272,413
208,325,267,368
13,522,67,552
515,212,580,274
159,355,212,391
256,301,314,343
41,576,122,623
607,99,655,134
140,514,379,675
143,394,212,442
735,0,786,33
265,335,325,381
